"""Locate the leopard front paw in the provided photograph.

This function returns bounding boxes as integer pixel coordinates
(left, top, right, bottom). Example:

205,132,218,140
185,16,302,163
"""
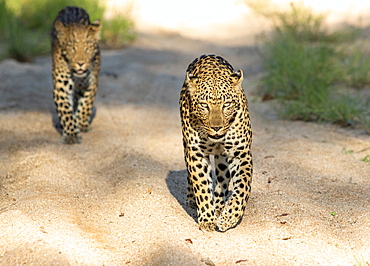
79,125,91,133
61,134,82,144
186,198,197,209
198,219,217,232
216,211,243,232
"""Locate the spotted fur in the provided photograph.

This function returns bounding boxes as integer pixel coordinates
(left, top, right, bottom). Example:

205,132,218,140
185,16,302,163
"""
180,55,253,231
51,6,101,144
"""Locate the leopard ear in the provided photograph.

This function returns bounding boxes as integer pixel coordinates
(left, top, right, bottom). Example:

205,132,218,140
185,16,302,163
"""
231,69,244,91
185,72,198,96
54,20,65,32
54,20,67,39
90,19,102,40
232,69,243,85
54,21,67,44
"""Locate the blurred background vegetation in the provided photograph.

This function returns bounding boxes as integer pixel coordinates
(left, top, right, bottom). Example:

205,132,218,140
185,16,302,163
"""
0,0,136,62
246,0,370,134
0,0,369,134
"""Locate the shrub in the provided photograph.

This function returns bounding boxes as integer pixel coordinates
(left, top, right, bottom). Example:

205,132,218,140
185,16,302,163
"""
247,1,370,133
101,14,136,49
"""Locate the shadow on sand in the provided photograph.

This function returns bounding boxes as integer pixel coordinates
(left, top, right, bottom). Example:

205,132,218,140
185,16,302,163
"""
165,169,197,223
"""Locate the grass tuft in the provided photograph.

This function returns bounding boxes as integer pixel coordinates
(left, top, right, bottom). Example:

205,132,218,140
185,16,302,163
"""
102,13,136,49
343,50,370,88
247,0,370,134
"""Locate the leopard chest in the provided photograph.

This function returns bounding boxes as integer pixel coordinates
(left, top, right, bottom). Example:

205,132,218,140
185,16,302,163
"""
195,131,247,157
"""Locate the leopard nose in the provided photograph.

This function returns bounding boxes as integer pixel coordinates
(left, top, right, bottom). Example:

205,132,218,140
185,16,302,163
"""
211,127,222,132
77,62,85,67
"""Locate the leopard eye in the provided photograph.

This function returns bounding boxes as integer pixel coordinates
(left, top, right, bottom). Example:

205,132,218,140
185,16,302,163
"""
199,102,208,109
223,102,233,108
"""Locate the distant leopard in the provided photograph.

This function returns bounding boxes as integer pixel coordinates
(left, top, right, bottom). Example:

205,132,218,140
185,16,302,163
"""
180,55,253,232
51,6,101,144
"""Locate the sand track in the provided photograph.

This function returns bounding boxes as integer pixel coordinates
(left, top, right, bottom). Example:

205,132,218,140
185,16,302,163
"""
0,32,369,265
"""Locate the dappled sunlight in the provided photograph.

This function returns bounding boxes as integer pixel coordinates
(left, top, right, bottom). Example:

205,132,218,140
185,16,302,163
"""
0,10,369,264
96,104,184,169
0,210,113,264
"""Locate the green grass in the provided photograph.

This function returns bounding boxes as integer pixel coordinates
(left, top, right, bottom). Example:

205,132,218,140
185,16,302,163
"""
19,0,104,30
247,1,370,133
101,13,136,48
342,148,370,165
0,0,135,61
343,50,370,88
360,155,370,164
342,148,354,155
358,112,370,134
6,22,49,62
323,92,369,127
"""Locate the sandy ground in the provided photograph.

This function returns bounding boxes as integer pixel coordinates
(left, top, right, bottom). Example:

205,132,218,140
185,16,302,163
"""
0,30,370,265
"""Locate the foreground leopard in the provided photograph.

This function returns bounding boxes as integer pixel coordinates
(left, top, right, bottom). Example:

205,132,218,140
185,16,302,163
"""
51,6,101,144
180,55,253,232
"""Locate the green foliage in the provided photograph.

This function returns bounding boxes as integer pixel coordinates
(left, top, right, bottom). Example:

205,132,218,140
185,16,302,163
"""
249,1,370,133
0,0,135,61
358,112,370,134
342,148,354,155
342,49,370,88
6,22,49,62
101,14,136,48
262,35,336,102
360,155,370,164
342,148,370,165
0,0,11,36
18,0,104,30
323,93,369,127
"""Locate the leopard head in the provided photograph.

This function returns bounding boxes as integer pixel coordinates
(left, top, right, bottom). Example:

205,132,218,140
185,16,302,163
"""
54,20,101,77
185,67,244,140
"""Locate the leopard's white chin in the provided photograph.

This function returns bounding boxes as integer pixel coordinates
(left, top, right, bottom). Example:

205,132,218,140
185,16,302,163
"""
208,133,226,141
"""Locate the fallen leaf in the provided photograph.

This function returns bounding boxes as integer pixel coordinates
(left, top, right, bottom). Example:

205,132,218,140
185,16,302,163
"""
262,93,273,101
146,188,153,194
201,258,215,266
185,238,193,244
236,259,248,263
